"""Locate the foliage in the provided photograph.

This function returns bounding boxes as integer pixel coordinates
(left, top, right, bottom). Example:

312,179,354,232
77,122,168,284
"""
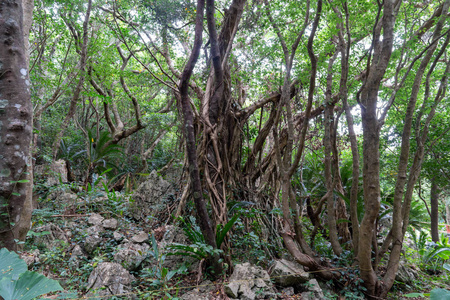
0,248,63,300
140,234,186,299
80,130,124,180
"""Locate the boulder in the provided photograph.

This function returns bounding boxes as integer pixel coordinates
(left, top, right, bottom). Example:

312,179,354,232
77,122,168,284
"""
280,287,295,297
46,189,78,206
86,262,135,299
225,263,276,300
69,245,87,268
103,218,118,230
395,264,419,285
114,242,150,271
84,234,101,254
86,225,104,235
114,231,124,241
20,249,40,266
131,231,148,243
302,279,326,300
129,170,174,220
159,225,188,246
268,259,310,287
33,223,69,249
35,159,68,186
88,213,104,226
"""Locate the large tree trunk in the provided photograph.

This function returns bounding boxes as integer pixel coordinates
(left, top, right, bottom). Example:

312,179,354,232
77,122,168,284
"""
0,0,33,251
13,0,35,249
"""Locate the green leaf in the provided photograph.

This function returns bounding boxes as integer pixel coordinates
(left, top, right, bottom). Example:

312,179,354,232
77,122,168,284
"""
11,193,21,196
0,248,27,280
16,180,30,183
0,271,62,300
443,263,450,272
430,289,450,300
216,213,240,248
404,293,427,297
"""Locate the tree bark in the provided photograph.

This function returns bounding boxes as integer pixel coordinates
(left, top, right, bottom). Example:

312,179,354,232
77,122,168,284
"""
179,0,222,276
358,0,398,296
324,52,342,256
51,0,92,159
0,0,33,251
430,177,440,243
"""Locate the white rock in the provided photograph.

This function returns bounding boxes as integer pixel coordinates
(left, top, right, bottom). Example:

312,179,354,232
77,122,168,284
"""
103,218,118,230
88,213,104,225
131,231,148,243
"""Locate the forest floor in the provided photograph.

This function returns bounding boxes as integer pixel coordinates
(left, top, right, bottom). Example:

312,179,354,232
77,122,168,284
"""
22,173,450,300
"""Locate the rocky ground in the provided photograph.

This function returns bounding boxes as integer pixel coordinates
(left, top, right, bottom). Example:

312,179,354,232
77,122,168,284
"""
24,161,431,299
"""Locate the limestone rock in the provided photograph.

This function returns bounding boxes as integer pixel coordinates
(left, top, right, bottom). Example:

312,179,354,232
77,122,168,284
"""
33,223,69,249
114,231,124,241
395,264,419,284
131,231,148,243
302,279,325,300
159,226,197,271
84,234,101,254
114,242,150,271
281,287,295,296
129,170,174,220
69,245,86,268
35,159,68,186
103,218,118,230
268,259,310,287
88,213,104,226
86,225,104,235
21,249,40,266
86,262,135,299
225,263,276,300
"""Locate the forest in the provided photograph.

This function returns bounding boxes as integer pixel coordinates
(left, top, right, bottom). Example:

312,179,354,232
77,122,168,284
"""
1,0,450,299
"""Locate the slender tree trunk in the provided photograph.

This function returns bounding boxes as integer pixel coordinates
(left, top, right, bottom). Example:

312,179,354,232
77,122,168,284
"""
0,0,33,251
51,0,92,158
324,53,342,256
179,0,222,276
358,1,398,296
382,3,450,295
446,201,450,225
430,177,440,243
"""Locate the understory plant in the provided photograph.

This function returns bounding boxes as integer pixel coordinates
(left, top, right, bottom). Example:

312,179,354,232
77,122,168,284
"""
0,248,63,300
140,234,186,299
166,214,239,263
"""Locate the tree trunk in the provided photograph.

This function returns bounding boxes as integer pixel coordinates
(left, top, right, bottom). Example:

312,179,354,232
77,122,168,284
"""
324,52,342,256
430,177,440,243
0,0,33,251
51,0,92,159
13,0,35,249
179,0,222,277
358,1,398,296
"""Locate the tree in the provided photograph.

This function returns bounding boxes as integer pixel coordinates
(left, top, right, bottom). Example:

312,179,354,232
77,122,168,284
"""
24,0,450,297
0,0,33,251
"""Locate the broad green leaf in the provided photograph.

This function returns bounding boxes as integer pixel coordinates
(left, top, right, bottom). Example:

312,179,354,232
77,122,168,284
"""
0,271,62,300
0,248,27,280
443,263,450,272
430,289,450,300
